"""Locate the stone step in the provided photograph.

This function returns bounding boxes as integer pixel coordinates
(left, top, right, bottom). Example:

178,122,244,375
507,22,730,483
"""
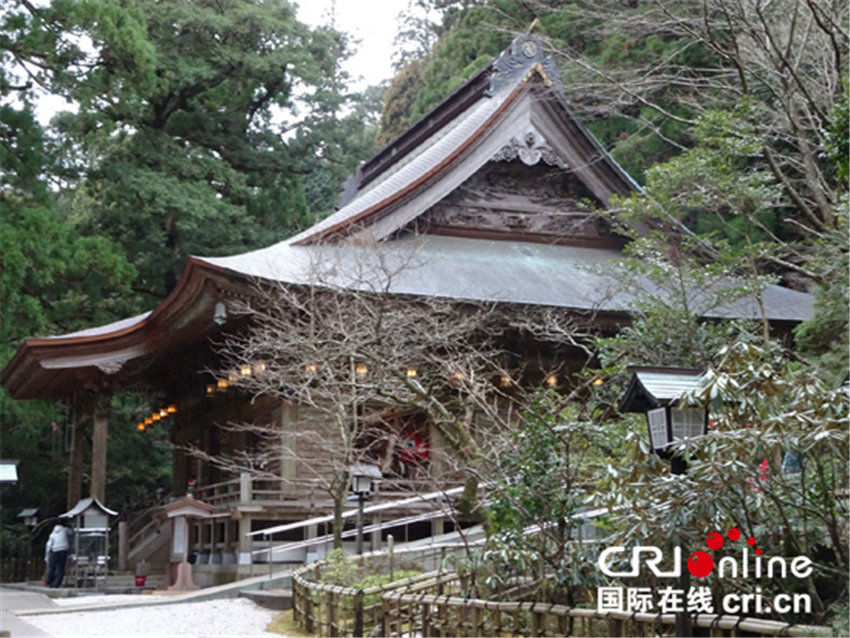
238,588,293,610
10,573,166,597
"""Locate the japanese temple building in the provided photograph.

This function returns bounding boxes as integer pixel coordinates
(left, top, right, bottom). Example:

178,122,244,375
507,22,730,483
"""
1,35,813,582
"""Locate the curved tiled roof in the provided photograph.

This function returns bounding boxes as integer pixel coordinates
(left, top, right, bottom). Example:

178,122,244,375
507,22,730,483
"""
38,313,151,340
289,83,517,244
198,234,813,322
0,35,815,401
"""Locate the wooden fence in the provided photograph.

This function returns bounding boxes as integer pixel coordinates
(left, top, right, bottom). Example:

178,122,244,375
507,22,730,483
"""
291,562,457,636
0,555,44,583
291,543,475,637
291,544,833,637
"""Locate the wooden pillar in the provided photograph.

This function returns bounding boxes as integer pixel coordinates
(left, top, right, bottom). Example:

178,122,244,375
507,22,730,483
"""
90,392,110,503
238,515,252,565
239,471,252,505
172,442,187,496
66,400,88,509
118,521,128,571
210,519,218,562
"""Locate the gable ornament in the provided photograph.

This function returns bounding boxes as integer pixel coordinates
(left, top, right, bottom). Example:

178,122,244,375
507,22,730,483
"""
487,34,563,96
492,130,569,169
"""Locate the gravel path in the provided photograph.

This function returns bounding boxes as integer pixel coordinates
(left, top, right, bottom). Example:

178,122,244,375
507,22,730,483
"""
26,597,282,637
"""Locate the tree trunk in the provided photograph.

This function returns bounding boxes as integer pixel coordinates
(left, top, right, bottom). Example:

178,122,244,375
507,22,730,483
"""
333,493,344,549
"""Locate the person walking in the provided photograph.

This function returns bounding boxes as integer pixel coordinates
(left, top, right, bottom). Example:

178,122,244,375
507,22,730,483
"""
45,520,71,588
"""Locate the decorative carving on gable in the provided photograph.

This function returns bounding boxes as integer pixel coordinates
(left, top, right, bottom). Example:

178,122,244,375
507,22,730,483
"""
424,204,609,240
405,160,623,247
492,129,568,169
487,34,563,96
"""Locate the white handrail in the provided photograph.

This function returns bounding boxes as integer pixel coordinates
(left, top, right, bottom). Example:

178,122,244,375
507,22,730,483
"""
250,509,458,557
245,485,467,538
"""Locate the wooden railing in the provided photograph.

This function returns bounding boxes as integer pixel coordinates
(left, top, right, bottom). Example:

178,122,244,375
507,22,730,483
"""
194,474,462,511
291,545,832,638
293,565,454,637
126,511,166,550
198,477,242,507
0,555,43,583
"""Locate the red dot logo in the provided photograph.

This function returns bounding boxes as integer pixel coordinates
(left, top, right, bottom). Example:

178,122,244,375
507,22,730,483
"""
747,536,756,546
755,548,762,555
728,527,741,541
706,532,724,550
687,551,715,578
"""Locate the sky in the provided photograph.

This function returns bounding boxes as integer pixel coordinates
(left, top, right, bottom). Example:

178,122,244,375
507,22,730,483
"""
31,0,412,124
297,0,411,91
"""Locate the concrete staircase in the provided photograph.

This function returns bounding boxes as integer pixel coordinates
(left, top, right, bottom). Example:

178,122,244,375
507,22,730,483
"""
126,516,170,573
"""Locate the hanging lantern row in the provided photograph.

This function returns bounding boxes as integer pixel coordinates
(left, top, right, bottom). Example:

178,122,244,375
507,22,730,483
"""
137,405,177,431
297,361,604,391
205,361,268,396
202,359,605,396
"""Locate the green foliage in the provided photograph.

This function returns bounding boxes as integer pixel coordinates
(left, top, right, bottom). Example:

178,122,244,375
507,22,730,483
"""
826,83,849,185
0,397,69,516
594,232,767,370
379,1,715,181
0,0,155,100
59,0,336,302
0,105,137,516
355,570,421,591
377,1,527,145
613,102,787,247
489,396,584,536
317,548,358,586
1,203,136,336
377,58,427,146
793,197,849,383
300,84,383,216
317,548,419,589
1,3,381,516
599,341,849,624
464,394,605,602
307,549,420,631
830,602,850,638
4,0,380,306
105,394,172,513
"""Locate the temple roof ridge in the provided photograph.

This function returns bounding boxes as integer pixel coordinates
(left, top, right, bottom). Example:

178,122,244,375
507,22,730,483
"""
337,34,563,209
